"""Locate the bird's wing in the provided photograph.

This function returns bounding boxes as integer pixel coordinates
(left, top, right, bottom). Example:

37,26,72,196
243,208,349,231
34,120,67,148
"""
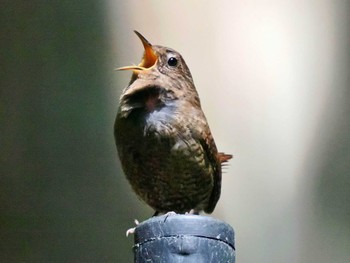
196,127,223,214
198,126,232,213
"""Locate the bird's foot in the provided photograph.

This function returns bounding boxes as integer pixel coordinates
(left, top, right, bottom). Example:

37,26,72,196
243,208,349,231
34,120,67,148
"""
185,209,199,215
126,219,139,237
163,211,177,222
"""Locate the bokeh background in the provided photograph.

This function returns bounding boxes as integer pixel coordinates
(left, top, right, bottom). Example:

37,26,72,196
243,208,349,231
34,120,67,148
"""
1,1,349,262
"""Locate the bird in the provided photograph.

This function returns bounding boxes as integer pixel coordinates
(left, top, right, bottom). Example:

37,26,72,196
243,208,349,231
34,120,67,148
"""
114,31,232,216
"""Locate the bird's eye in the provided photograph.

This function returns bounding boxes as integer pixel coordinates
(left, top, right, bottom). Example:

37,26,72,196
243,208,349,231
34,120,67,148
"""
167,57,178,67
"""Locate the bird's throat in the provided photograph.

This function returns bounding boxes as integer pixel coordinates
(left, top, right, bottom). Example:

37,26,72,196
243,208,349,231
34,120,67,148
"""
145,92,160,112
121,86,163,116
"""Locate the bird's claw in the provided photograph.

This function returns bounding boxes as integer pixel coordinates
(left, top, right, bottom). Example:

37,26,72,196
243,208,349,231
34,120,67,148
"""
163,211,177,222
126,219,140,237
185,209,199,215
126,227,135,237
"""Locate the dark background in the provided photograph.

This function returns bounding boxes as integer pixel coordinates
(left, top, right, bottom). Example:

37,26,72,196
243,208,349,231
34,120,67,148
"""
0,1,149,262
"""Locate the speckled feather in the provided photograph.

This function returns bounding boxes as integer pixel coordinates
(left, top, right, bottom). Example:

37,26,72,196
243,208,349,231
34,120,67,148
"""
114,32,232,214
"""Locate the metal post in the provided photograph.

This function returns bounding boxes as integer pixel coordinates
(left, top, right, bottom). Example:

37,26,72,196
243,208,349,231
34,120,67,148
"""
133,214,235,262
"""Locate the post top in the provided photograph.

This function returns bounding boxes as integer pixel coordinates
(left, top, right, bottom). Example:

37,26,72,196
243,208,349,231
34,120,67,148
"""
134,214,235,249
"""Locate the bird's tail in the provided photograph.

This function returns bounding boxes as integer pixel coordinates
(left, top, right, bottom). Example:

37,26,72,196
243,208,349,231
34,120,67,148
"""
218,152,233,166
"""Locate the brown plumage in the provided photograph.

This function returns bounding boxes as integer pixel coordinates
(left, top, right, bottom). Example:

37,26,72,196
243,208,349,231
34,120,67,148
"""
114,31,232,214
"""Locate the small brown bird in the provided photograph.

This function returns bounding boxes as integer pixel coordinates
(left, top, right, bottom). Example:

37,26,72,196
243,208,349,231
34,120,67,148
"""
115,31,232,215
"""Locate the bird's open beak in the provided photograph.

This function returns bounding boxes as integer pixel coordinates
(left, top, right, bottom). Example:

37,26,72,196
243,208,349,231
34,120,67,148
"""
116,31,158,73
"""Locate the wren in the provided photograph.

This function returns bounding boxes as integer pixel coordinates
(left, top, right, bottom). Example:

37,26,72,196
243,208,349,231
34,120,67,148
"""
114,31,232,215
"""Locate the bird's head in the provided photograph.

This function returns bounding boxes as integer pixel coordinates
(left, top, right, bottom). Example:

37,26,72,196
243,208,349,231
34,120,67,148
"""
116,31,195,97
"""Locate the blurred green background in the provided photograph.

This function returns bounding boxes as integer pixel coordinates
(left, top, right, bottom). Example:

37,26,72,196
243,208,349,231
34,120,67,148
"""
1,1,349,262
0,1,148,262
